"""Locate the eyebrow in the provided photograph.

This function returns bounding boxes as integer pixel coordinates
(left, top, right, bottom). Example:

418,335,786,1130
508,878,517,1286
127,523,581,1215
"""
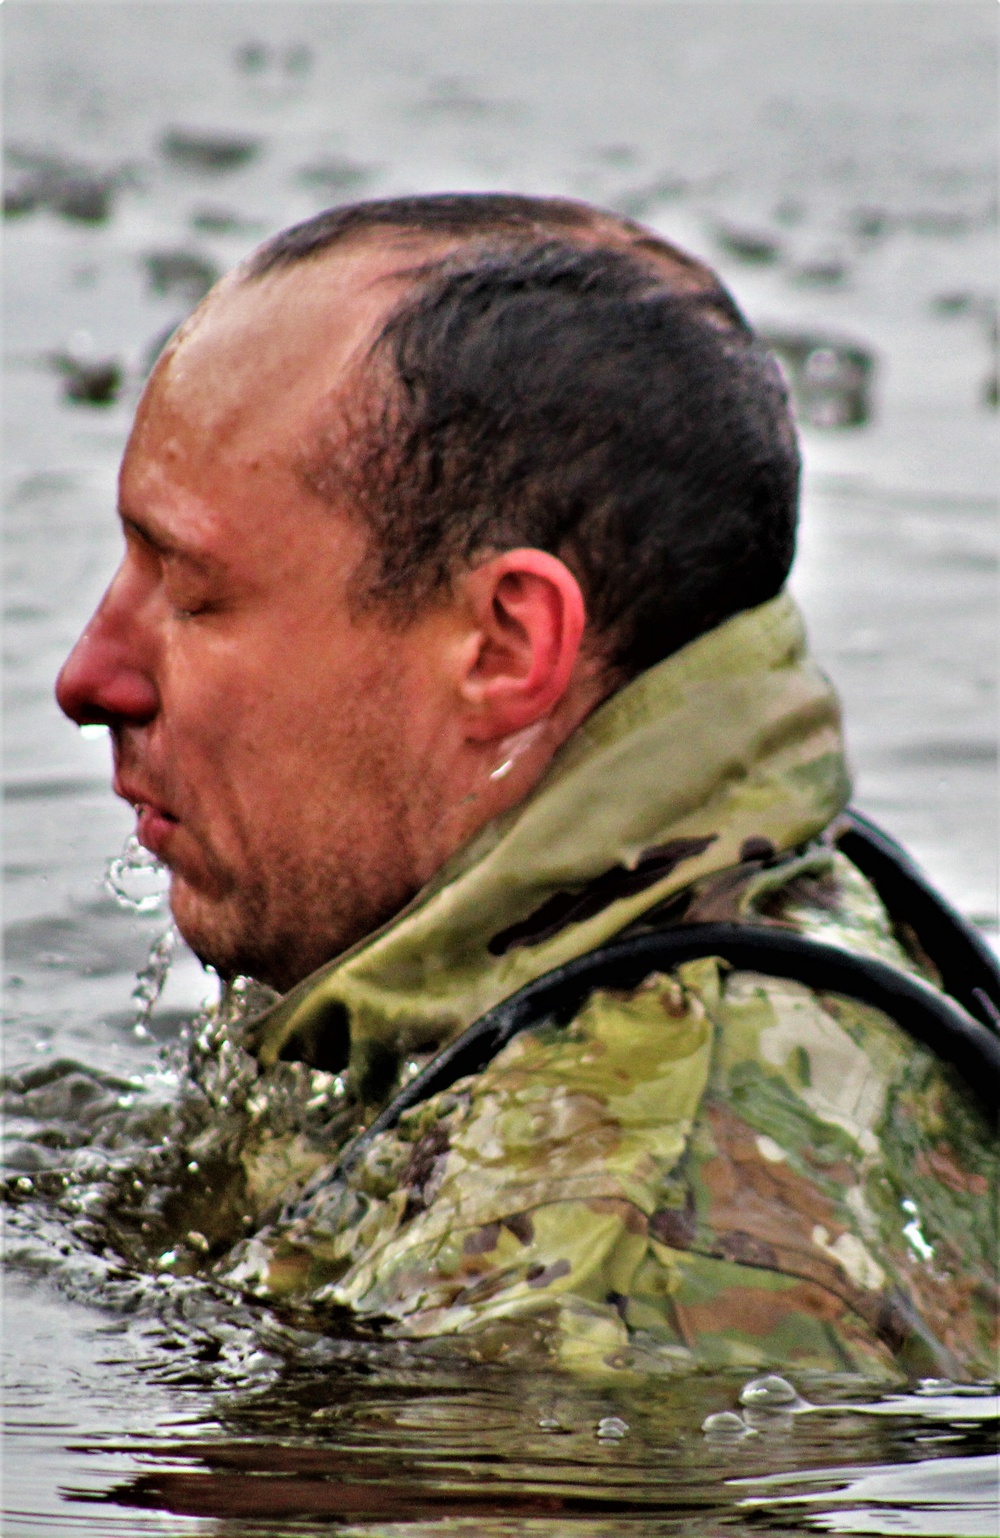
119,508,222,572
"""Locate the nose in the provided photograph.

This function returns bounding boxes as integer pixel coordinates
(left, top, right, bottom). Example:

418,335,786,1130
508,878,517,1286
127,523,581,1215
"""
55,583,159,728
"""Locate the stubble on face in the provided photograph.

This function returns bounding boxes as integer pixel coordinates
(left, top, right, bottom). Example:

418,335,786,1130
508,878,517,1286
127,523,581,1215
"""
161,663,438,993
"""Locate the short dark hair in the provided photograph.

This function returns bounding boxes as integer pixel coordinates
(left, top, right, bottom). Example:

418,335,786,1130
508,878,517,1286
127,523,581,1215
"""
248,194,799,677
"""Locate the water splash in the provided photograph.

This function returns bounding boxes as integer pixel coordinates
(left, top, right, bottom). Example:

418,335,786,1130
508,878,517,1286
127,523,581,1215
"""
104,835,177,1038
131,925,178,1038
105,834,170,914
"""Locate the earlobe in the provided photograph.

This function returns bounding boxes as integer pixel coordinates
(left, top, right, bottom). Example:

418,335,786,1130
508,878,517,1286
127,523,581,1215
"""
458,549,586,742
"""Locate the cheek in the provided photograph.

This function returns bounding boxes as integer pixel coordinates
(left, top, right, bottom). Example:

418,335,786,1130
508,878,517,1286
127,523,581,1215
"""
271,631,407,753
160,614,418,856
160,634,286,765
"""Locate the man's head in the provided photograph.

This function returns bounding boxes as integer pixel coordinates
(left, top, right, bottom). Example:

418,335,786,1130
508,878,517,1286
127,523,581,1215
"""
56,193,799,991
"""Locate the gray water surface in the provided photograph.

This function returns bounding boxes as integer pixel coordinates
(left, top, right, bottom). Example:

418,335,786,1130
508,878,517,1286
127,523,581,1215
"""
3,5,998,1533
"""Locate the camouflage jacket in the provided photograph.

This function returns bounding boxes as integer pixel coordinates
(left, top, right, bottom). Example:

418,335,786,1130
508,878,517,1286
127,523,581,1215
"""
225,593,998,1379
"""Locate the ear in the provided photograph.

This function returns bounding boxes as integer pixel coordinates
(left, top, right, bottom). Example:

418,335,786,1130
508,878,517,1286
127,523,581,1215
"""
457,549,587,742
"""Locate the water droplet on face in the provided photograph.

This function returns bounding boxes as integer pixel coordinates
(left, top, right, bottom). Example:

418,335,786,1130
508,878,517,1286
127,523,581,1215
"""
105,834,170,913
701,1410,751,1436
595,1415,629,1439
739,1374,800,1408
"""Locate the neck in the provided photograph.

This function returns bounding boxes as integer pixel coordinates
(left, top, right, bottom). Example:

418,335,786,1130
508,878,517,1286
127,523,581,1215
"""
411,653,616,890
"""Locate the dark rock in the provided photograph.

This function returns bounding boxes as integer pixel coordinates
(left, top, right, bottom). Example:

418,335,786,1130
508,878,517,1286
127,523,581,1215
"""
190,205,260,236
608,174,686,221
931,290,977,316
161,127,262,173
298,156,373,196
791,258,848,287
54,175,114,223
4,181,41,216
851,205,893,240
235,40,269,73
3,149,116,223
714,221,782,265
412,77,512,122
761,327,876,429
593,143,639,170
142,248,219,303
234,40,311,76
929,290,995,326
49,353,123,407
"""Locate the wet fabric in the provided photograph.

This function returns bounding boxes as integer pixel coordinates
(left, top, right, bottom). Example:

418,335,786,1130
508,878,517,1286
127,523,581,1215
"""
226,593,998,1378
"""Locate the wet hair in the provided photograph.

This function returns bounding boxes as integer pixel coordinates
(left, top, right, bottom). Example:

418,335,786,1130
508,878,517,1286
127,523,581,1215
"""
247,193,799,677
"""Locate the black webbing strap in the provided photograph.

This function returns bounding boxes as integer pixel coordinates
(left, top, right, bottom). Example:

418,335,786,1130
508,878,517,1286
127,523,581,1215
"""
336,922,998,1179
325,813,1000,1184
836,808,1000,1033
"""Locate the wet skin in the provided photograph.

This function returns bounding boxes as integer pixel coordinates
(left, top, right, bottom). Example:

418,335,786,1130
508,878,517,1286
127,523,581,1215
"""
56,237,605,991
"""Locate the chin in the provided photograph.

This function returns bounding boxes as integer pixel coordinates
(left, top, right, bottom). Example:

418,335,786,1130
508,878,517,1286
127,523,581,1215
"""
168,881,334,993
167,846,420,994
168,881,260,984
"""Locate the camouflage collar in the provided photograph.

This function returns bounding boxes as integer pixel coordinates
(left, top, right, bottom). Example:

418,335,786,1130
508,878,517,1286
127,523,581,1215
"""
249,591,850,1086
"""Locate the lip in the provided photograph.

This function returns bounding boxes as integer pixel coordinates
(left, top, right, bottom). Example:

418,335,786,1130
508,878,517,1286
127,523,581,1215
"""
134,803,179,860
115,778,180,859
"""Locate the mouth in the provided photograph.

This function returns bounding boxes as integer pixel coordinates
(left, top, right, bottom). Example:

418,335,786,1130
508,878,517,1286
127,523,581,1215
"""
133,803,180,859
115,779,180,860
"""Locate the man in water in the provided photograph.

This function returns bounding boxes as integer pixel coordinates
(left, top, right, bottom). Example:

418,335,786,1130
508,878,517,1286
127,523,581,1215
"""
56,195,997,1377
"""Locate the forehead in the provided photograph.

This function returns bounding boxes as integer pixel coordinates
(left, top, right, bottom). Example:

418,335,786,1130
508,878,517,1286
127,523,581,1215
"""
129,238,441,476
116,237,462,571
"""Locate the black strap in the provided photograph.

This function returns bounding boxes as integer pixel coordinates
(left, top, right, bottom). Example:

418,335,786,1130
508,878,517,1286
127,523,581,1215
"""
321,812,1000,1187
837,809,1000,1032
336,922,998,1179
